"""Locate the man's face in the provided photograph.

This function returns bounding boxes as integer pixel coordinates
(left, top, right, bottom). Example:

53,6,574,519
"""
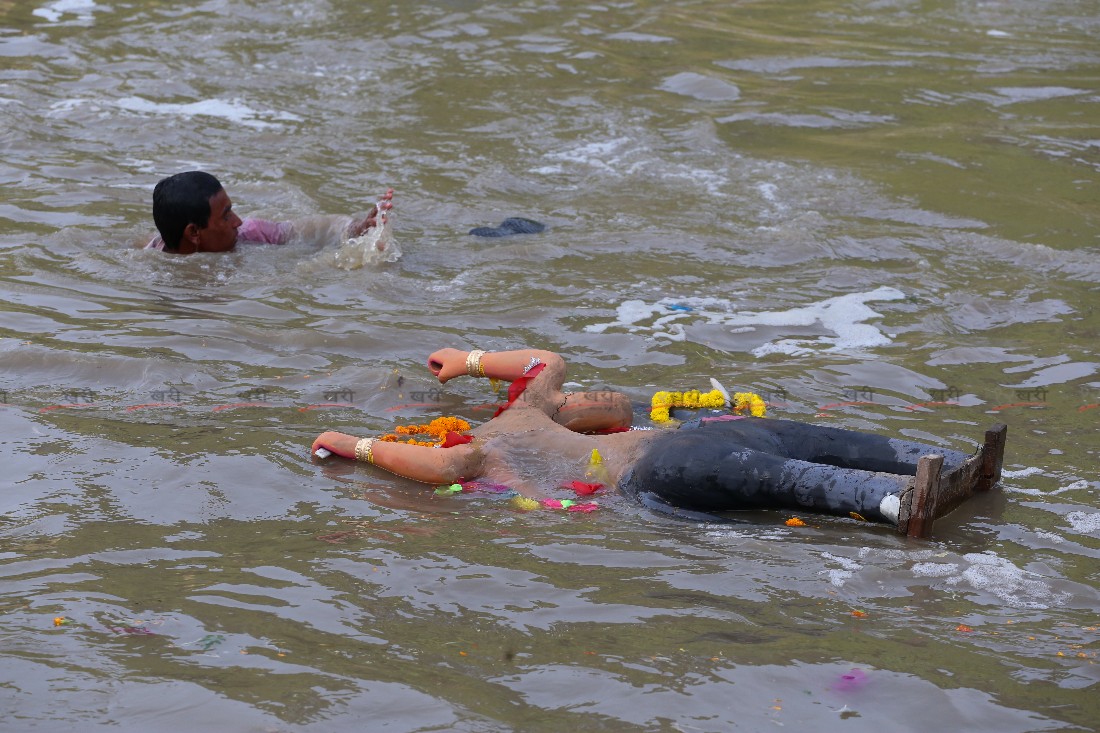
195,189,242,252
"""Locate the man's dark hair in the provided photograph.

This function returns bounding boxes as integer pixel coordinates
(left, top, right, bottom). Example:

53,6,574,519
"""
152,171,224,251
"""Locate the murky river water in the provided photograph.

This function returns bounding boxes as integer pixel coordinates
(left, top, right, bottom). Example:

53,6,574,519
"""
2,1,1098,730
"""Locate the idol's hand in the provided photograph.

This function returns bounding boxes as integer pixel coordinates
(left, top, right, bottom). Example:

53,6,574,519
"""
312,431,357,459
427,348,469,383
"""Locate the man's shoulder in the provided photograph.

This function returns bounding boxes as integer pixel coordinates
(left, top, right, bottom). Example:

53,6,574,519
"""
238,218,293,244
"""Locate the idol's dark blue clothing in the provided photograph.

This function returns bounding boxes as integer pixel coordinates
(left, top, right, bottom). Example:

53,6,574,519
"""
620,417,969,523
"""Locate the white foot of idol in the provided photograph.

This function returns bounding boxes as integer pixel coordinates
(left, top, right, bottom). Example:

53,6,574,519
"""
879,493,901,524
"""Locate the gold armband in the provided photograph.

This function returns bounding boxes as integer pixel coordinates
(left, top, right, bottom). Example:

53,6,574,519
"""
465,349,486,377
354,437,376,464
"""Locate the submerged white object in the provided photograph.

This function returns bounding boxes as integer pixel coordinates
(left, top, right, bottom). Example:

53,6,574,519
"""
879,494,900,523
314,448,332,459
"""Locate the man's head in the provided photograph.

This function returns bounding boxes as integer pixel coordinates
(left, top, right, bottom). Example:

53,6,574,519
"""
152,171,242,253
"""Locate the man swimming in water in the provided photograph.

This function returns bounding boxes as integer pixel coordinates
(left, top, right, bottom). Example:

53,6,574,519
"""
146,170,392,254
311,347,1006,538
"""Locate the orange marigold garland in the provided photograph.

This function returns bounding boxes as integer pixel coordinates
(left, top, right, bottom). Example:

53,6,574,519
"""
379,416,471,446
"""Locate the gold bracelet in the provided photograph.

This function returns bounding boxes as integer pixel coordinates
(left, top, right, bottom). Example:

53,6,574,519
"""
354,437,375,464
465,349,486,377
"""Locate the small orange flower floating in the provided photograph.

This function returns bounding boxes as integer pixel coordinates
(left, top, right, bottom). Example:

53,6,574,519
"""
379,416,471,446
785,517,806,527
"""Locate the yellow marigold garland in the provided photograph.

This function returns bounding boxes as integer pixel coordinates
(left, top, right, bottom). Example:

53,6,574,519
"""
732,391,767,418
379,416,471,446
650,389,766,423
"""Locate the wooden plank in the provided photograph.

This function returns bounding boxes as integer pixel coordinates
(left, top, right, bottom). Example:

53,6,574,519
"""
906,454,944,539
979,424,1007,492
897,424,1007,539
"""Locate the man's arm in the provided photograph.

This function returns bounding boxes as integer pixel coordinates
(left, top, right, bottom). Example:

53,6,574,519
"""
281,189,393,245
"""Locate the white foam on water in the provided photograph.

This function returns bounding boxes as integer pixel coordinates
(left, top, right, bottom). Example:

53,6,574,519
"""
1051,479,1093,495
822,569,852,586
583,299,688,342
945,552,1068,610
727,286,906,355
115,96,302,130
544,138,632,171
821,551,863,570
325,232,401,271
616,299,667,326
858,546,939,562
1001,467,1045,479
820,551,863,586
584,287,905,355
33,0,100,23
427,274,470,293
1003,487,1045,496
911,562,960,577
1065,511,1100,535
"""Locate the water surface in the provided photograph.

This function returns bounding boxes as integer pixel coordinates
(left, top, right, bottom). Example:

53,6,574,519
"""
1,1,1098,730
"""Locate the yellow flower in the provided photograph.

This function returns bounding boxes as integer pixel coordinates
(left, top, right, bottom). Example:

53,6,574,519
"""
650,387,746,422
650,391,675,423
699,390,725,409
732,392,767,417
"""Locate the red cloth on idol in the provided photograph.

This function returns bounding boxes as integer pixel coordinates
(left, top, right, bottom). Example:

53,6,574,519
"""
493,362,547,417
441,432,473,448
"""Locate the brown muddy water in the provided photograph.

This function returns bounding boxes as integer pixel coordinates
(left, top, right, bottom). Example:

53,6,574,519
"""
1,1,1098,731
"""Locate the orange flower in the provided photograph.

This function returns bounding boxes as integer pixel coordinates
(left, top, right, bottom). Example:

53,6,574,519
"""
851,610,868,618
379,417,471,446
785,517,806,527
956,624,973,633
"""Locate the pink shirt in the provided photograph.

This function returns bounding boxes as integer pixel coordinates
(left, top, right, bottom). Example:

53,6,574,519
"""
145,218,293,250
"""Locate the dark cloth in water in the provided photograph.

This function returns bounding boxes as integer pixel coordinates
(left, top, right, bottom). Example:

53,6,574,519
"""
469,217,546,237
620,416,969,522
